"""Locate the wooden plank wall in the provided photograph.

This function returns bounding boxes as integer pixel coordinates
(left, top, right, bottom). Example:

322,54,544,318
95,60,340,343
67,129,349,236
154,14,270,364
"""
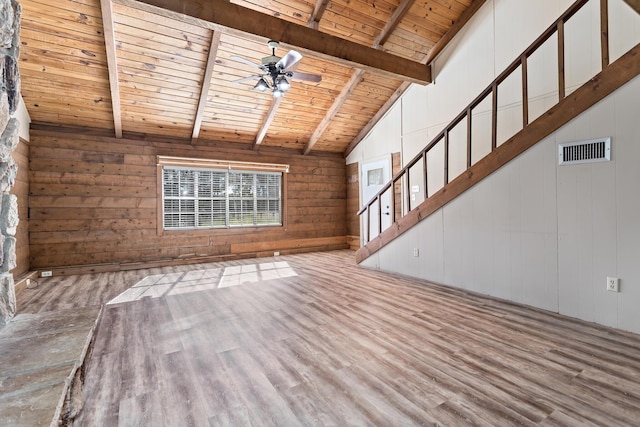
28,129,348,274
11,138,30,277
346,162,359,250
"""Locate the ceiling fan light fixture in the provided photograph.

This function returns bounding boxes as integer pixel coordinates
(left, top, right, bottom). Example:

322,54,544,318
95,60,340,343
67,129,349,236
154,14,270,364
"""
276,76,290,91
231,40,321,98
254,78,269,92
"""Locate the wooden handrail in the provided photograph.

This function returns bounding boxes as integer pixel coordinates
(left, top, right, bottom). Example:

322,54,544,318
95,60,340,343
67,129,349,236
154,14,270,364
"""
357,41,640,262
357,0,611,241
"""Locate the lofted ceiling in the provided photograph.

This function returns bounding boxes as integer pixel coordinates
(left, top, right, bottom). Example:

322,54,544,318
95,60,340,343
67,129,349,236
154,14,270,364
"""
19,0,481,155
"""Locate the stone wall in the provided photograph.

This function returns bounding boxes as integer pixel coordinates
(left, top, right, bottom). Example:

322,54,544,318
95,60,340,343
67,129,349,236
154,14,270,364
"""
0,0,21,328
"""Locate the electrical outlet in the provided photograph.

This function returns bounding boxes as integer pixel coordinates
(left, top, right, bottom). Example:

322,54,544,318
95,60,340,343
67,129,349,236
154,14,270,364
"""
606,276,619,292
41,271,52,278
413,248,419,257
274,251,280,257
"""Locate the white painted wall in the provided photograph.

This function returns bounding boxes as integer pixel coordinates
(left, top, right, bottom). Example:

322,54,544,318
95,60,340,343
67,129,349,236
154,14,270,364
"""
352,0,640,333
346,101,401,167
16,95,30,142
363,75,640,333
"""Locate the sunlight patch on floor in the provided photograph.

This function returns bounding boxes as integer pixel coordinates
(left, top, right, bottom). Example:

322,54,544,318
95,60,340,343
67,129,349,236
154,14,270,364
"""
107,262,298,305
219,261,297,288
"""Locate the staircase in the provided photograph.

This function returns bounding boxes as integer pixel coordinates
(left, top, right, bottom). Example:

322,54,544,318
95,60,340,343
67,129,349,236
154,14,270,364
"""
356,0,640,263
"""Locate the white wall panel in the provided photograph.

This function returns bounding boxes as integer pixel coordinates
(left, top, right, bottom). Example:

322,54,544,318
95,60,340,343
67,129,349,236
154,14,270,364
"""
470,178,495,294
370,76,640,333
447,118,468,181
564,0,602,94
591,161,618,327
426,139,445,197
17,96,31,141
442,191,474,290
402,128,429,169
612,75,640,332
360,251,380,270
354,0,640,333
417,210,445,283
517,139,559,312
401,84,428,137
527,34,560,123
494,0,574,73
378,227,420,276
346,102,401,165
588,91,619,328
408,159,425,209
428,2,494,128
471,99,493,164
557,153,581,318
609,0,640,62
507,167,525,306
490,167,513,301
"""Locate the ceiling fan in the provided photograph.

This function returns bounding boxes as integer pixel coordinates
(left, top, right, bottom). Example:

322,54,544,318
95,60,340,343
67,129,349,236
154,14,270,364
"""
231,40,322,98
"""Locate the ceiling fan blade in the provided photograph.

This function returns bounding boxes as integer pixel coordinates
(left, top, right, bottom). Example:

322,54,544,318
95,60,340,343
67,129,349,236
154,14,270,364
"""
276,50,303,71
230,55,263,70
231,74,264,83
290,72,322,83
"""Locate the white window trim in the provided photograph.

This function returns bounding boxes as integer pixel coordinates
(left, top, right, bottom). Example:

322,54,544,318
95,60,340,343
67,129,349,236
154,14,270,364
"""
158,156,289,173
158,156,288,231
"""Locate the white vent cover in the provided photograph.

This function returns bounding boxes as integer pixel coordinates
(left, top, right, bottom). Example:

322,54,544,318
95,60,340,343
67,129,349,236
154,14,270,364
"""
559,137,611,165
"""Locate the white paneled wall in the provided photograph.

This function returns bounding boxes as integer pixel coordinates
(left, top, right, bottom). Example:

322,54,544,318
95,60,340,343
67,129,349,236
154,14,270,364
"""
345,101,401,166
351,0,640,333
614,78,640,332
363,75,640,334
564,0,602,94
610,0,640,60
398,0,576,172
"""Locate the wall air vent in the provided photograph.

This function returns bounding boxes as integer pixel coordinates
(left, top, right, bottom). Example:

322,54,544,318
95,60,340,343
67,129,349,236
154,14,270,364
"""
559,137,611,165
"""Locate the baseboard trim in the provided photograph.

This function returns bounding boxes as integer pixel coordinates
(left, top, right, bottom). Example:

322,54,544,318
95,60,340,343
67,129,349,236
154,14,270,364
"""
36,238,351,276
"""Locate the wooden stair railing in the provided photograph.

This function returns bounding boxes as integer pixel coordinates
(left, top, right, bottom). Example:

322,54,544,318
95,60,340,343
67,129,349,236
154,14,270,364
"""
356,0,640,263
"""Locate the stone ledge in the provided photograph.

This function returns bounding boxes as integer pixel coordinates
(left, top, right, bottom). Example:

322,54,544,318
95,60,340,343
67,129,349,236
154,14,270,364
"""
0,306,102,426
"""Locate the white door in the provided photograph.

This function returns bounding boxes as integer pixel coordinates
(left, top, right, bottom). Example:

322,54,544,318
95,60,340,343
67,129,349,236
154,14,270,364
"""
361,157,391,243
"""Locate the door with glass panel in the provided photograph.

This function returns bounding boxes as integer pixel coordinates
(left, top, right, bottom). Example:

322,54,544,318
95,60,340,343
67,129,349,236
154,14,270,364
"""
360,157,391,243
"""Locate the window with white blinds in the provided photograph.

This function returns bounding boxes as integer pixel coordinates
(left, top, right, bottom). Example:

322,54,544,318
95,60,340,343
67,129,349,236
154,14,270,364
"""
162,166,282,230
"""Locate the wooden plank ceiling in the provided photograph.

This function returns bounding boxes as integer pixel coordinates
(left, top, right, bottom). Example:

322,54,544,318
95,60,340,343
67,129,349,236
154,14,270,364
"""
20,0,477,154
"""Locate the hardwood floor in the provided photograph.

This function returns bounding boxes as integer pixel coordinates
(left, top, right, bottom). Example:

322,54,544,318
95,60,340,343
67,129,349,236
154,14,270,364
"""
67,250,640,426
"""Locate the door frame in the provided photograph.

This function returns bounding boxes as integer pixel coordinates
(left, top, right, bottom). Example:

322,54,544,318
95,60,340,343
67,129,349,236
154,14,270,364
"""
360,155,392,243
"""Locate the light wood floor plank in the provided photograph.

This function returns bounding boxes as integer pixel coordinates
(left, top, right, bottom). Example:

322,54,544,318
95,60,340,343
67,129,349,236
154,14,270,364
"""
25,249,637,426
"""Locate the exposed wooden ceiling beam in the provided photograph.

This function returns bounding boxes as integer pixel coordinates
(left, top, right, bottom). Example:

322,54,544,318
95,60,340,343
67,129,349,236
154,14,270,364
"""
622,0,640,13
373,0,415,48
303,0,415,154
100,0,123,138
192,31,221,140
344,81,410,157
308,0,330,30
254,98,283,149
303,70,364,155
115,0,431,84
344,0,489,157
424,0,487,65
